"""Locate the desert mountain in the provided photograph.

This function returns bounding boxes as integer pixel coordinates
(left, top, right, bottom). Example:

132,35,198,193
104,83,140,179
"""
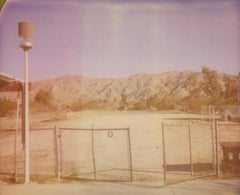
29,72,188,104
29,71,230,105
1,70,236,111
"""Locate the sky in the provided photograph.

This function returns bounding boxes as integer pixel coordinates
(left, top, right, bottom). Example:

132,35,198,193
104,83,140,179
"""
0,0,240,81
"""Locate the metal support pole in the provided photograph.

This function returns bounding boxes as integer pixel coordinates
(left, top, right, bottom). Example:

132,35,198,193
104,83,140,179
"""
215,120,220,177
127,127,133,182
22,84,25,144
188,120,193,178
14,93,20,182
162,122,167,185
91,126,97,180
24,49,30,184
53,126,61,179
59,128,63,178
18,21,34,184
211,118,216,174
53,126,57,177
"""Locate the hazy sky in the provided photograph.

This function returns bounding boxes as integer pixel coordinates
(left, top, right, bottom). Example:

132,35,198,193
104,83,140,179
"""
0,0,240,81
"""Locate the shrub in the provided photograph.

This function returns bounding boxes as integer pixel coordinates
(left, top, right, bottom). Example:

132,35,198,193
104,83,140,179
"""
0,98,17,117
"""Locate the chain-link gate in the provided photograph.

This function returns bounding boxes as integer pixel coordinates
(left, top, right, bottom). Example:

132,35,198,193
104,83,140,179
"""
1,120,239,185
162,119,215,184
29,128,57,179
58,127,133,182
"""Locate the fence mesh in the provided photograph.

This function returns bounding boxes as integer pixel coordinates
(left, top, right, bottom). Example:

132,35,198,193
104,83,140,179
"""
59,129,94,180
59,128,132,182
163,119,215,184
0,128,56,182
1,120,239,185
29,128,56,178
125,125,164,184
0,130,15,178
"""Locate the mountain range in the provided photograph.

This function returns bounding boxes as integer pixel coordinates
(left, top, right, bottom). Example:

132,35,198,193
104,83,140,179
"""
1,70,237,110
28,71,233,106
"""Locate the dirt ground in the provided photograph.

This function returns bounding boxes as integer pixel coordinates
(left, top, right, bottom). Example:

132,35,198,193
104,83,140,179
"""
0,177,240,195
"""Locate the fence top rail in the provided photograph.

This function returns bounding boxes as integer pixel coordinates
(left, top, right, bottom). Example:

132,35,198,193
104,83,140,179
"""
30,128,55,131
162,120,212,126
163,117,210,120
0,129,15,132
0,128,55,132
162,123,212,127
59,127,129,131
217,121,240,126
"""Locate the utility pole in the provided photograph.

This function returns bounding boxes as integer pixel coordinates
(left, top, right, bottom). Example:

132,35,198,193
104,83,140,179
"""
18,22,35,184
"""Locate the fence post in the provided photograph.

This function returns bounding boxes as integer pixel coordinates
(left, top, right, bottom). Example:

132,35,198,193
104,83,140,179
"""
188,119,193,178
14,94,20,182
211,118,216,174
91,125,97,180
53,126,57,177
162,122,167,185
53,126,60,180
127,127,133,182
58,127,63,179
215,120,220,177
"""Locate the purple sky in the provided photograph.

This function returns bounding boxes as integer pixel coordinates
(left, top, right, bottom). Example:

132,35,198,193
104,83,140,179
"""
0,0,240,81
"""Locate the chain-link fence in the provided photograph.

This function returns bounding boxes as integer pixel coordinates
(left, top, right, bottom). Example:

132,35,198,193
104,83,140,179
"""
129,124,164,184
162,119,215,185
29,128,57,179
0,127,132,182
0,120,239,186
59,127,132,182
0,128,56,182
0,130,17,179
